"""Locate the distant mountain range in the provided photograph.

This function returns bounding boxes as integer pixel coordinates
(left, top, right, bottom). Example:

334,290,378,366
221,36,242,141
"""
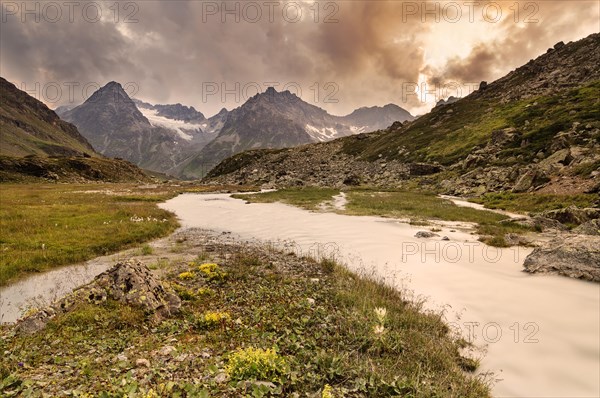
58,83,413,178
58,82,218,173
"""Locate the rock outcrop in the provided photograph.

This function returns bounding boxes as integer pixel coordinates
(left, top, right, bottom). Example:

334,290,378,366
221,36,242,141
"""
537,206,600,225
16,260,180,334
523,235,600,282
573,219,600,236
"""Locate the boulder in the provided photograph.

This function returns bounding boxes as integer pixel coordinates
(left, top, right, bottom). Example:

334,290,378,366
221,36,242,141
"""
415,231,439,238
538,206,600,225
523,235,600,282
408,163,442,176
463,154,485,169
501,216,568,232
539,149,573,170
504,233,533,247
16,260,180,334
491,128,520,146
572,219,600,236
388,121,404,131
512,168,549,192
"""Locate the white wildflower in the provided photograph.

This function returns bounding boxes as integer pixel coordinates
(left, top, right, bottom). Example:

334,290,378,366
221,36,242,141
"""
374,307,387,323
373,324,386,335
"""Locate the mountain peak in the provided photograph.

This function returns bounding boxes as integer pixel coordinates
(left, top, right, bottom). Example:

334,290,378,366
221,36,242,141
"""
81,81,136,109
104,81,122,88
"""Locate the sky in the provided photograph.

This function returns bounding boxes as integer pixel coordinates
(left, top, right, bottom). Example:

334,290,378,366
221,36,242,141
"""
1,0,599,117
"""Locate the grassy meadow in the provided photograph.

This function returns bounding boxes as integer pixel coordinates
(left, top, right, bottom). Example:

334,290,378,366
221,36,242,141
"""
0,184,256,286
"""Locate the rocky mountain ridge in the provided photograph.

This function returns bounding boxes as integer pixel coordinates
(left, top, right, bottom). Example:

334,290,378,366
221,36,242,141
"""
0,78,152,183
60,83,413,178
60,82,216,174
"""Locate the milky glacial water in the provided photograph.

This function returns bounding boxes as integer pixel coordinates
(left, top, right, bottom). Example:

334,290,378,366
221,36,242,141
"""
0,253,127,324
159,193,600,398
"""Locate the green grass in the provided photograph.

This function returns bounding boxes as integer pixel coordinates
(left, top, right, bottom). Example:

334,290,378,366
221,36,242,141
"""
0,184,179,286
140,244,154,256
0,243,490,397
233,187,339,210
471,192,598,214
343,190,506,223
0,183,260,286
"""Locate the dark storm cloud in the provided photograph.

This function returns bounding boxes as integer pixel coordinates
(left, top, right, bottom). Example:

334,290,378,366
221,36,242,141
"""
1,0,598,116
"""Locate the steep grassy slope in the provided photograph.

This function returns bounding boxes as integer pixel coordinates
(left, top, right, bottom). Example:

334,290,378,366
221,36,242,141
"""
0,78,160,183
0,78,95,157
342,80,600,165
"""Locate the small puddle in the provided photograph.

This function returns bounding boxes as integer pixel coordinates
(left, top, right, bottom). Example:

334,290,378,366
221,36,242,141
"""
0,255,119,324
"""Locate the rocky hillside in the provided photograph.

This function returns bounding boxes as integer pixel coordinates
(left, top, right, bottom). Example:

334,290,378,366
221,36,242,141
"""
0,155,151,183
176,87,413,179
0,77,95,157
205,33,600,195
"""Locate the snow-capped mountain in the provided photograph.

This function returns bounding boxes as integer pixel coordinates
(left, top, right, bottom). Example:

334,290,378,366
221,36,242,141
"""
175,87,414,178
60,82,216,173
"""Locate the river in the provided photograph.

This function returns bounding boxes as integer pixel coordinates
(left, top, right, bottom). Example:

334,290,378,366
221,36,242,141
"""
160,193,600,398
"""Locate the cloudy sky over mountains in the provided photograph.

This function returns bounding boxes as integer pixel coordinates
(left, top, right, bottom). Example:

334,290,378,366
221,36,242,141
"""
1,0,598,116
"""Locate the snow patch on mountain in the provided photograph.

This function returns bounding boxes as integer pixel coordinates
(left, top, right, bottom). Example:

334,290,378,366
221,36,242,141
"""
349,125,367,134
305,125,340,142
137,107,201,141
